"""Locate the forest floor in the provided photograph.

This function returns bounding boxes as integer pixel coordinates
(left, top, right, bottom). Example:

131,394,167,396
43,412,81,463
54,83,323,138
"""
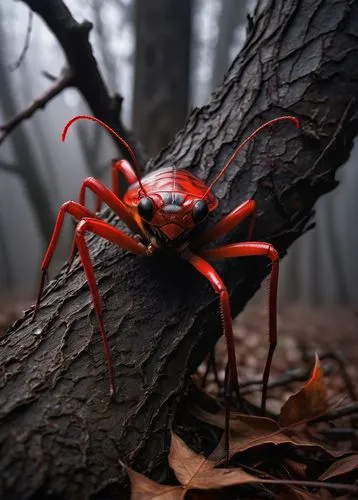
198,302,358,412
1,299,358,498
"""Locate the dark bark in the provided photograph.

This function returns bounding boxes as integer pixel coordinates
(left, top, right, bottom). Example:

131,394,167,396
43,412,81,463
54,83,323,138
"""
133,0,192,156
2,0,358,498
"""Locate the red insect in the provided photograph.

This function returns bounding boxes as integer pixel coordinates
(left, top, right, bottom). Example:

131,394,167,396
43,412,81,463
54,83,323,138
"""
32,114,299,418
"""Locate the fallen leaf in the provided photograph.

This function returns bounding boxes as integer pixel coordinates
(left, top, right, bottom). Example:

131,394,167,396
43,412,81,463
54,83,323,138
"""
122,462,185,499
192,406,345,462
319,455,358,481
279,354,329,427
169,432,259,490
169,432,212,485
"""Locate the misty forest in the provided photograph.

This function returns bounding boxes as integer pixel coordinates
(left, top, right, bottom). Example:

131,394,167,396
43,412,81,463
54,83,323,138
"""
0,1,358,499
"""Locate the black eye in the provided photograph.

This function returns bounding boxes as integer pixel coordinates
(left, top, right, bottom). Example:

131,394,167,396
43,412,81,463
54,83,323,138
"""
192,200,209,224
138,197,154,221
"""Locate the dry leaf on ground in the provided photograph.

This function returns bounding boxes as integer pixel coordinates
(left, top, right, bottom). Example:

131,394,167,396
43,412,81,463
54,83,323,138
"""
279,353,329,426
122,461,185,499
319,455,358,481
169,432,258,490
191,406,346,462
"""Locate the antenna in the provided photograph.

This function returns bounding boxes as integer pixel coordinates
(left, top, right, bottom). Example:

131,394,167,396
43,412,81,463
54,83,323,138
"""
62,114,147,194
203,115,300,197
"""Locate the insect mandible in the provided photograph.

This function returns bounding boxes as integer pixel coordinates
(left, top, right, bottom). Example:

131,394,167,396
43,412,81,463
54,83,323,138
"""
32,114,299,415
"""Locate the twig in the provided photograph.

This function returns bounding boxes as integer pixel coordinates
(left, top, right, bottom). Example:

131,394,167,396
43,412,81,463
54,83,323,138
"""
8,9,33,71
0,67,73,145
239,362,333,395
0,160,22,176
41,70,58,82
319,428,358,440
313,402,358,423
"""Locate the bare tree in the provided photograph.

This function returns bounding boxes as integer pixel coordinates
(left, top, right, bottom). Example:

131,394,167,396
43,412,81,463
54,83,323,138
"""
211,0,249,91
0,23,55,242
133,0,192,156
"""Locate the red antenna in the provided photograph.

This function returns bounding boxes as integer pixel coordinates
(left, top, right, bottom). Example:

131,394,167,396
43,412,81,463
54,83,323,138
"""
62,114,147,194
203,115,300,197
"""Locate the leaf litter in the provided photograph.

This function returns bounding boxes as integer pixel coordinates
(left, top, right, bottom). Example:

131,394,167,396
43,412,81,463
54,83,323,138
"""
123,354,358,499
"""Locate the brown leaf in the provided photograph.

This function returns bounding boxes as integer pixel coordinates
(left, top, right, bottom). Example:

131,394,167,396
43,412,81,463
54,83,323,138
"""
279,354,329,427
192,406,345,462
319,455,358,481
169,432,213,485
169,432,259,490
123,462,185,500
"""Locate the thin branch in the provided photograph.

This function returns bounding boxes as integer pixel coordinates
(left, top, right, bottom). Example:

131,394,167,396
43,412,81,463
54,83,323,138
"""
41,70,58,82
0,160,22,176
319,428,358,440
21,0,148,166
239,363,333,395
8,9,33,71
0,67,73,145
313,402,358,423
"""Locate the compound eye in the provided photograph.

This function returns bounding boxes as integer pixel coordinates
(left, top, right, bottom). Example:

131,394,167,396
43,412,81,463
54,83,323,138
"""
138,197,154,221
192,200,209,224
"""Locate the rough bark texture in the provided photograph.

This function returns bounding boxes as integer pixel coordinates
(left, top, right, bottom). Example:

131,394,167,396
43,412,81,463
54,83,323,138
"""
1,0,358,498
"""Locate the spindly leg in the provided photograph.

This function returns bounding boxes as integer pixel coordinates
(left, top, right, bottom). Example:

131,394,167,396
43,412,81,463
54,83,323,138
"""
32,201,98,320
78,177,141,235
199,242,279,414
185,254,243,401
67,175,143,270
193,199,256,249
185,253,244,462
96,159,138,213
74,217,147,397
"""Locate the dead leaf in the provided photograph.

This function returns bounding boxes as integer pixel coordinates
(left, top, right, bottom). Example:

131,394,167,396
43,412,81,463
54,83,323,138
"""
279,353,329,427
192,406,345,462
169,432,259,490
319,455,358,481
122,462,185,500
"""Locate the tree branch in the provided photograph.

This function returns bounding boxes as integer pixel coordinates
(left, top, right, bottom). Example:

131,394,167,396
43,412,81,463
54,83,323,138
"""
0,67,73,145
1,0,358,498
7,8,33,71
21,0,147,166
0,160,22,176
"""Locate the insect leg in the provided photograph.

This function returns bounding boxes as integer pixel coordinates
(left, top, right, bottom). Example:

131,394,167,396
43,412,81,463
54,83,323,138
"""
199,242,279,414
74,217,147,398
67,176,143,270
32,201,98,320
96,159,138,212
193,199,256,249
185,254,242,398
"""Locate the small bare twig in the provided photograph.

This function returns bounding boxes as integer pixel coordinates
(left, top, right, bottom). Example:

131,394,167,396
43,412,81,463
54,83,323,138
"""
0,160,22,176
239,363,333,395
319,428,358,440
313,402,358,423
8,9,33,71
41,70,58,82
0,67,73,145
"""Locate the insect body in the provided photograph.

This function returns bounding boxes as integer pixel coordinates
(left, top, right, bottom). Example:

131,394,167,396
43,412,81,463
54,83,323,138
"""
32,114,299,417
124,167,218,250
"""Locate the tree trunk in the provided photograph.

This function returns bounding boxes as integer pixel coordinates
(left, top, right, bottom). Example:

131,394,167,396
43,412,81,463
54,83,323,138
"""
1,0,358,498
132,0,192,156
211,0,249,91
